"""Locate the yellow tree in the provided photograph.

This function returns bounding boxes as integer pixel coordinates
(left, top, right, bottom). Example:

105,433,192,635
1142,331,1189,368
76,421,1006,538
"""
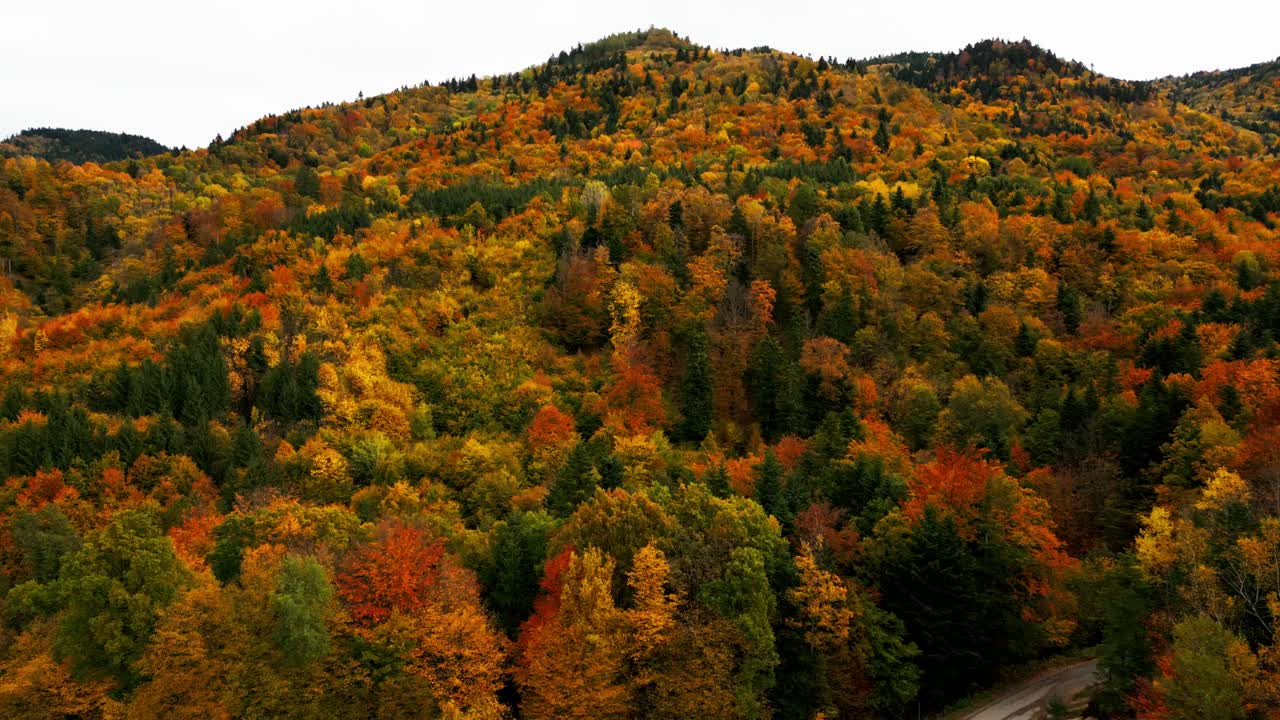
518,547,631,719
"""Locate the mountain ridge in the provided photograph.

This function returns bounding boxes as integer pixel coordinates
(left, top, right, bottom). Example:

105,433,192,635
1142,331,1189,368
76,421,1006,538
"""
8,30,1273,157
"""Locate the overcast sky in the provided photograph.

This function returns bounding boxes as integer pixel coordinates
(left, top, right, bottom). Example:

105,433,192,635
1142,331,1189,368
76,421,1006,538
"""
4,0,1278,149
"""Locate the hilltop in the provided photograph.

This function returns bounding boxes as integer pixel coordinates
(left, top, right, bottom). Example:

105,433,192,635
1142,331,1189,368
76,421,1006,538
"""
0,127,170,164
0,28,1278,719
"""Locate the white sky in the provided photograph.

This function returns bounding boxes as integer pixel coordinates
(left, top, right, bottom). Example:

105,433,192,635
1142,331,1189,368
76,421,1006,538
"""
3,0,1278,149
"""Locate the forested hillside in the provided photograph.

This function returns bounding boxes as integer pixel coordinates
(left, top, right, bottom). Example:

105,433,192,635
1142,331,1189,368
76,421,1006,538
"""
0,128,170,165
1,28,1279,718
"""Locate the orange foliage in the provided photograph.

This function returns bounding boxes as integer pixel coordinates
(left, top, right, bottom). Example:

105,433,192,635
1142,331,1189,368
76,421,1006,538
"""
527,404,577,452
773,436,809,471
335,521,447,627
600,355,667,436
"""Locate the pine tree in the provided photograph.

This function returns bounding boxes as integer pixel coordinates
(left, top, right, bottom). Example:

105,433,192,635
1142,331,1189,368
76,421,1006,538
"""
679,327,714,442
1056,285,1083,334
547,442,600,517
705,463,731,498
754,450,788,523
1015,322,1037,357
313,263,333,294
777,361,809,439
874,120,891,152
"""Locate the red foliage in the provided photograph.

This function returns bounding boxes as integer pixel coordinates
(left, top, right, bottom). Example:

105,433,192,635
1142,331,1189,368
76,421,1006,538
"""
13,468,78,509
335,521,447,626
1128,667,1171,719
772,436,809,471
168,509,222,567
519,545,574,647
901,448,994,532
794,502,861,566
527,404,577,451
725,456,759,497
601,355,667,435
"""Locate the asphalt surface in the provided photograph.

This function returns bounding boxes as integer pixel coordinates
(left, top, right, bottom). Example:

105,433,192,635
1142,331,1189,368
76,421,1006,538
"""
961,659,1099,720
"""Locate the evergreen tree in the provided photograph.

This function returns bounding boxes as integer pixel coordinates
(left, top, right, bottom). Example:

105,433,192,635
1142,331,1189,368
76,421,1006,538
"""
480,510,554,633
1057,284,1083,334
9,505,81,584
313,263,333,294
869,507,1031,708
547,442,601,517
1094,559,1155,714
257,352,324,424
1015,322,1037,357
295,166,321,199
704,462,731,498
679,327,714,443
874,119,891,152
754,450,789,524
777,361,809,439
748,334,784,440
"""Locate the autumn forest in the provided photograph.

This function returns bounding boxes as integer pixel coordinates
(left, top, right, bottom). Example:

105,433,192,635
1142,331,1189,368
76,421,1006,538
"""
2,27,1280,719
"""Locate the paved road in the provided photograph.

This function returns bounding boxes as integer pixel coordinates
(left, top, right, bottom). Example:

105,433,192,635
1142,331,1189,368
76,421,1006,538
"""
961,659,1099,720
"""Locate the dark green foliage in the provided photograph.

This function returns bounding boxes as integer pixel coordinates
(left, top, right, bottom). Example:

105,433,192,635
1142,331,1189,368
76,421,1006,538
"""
678,327,714,442
295,165,321,199
1,127,169,163
873,119,891,152
313,263,334,294
788,183,821,228
754,450,789,524
704,463,731,498
1015,322,1037,357
1057,284,1083,334
291,194,371,240
408,178,565,226
97,321,231,425
817,290,859,345
479,510,554,634
344,251,372,281
547,441,602,518
9,505,81,584
257,352,324,424
820,454,908,532
747,334,785,441
0,393,100,476
1093,558,1155,714
208,514,252,582
1118,376,1191,481
776,361,810,439
868,507,1035,708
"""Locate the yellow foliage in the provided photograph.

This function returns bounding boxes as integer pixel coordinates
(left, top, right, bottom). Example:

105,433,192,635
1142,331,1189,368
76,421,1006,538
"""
608,280,642,350
1196,467,1252,512
1135,506,1179,577
787,546,853,653
627,544,679,657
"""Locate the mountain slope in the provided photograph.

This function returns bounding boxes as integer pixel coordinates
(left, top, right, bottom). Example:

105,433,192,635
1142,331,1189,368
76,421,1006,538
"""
0,29,1278,719
1159,57,1280,145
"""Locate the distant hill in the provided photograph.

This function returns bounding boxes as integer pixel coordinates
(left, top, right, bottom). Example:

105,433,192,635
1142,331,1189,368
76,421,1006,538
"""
0,127,169,164
1158,57,1280,141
